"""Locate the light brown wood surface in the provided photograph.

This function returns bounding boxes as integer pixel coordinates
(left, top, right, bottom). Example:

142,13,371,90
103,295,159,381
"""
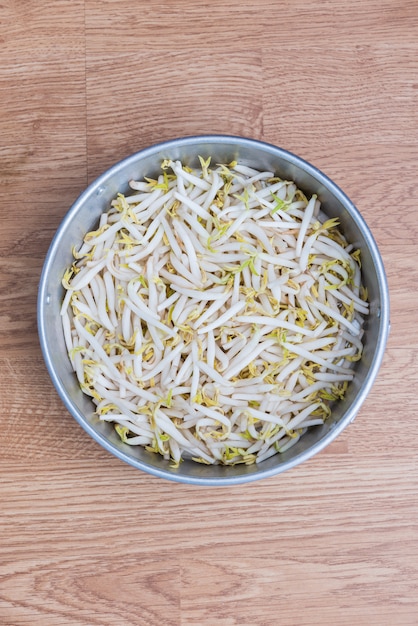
1,1,417,624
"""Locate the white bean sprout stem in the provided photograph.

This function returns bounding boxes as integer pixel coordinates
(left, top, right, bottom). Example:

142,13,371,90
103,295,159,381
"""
61,157,368,467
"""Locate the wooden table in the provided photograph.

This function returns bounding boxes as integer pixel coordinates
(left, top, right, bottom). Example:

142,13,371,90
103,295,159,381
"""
1,1,417,624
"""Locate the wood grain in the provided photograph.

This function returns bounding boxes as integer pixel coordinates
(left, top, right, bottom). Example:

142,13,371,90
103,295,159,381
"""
1,0,418,624
85,49,264,180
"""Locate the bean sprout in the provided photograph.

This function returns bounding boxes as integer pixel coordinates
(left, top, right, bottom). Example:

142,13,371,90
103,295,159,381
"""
61,157,368,467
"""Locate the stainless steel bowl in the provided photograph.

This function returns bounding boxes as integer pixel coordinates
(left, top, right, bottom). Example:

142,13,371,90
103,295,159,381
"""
37,135,390,485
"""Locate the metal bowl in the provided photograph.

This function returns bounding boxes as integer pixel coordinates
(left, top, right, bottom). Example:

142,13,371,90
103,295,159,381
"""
37,135,390,485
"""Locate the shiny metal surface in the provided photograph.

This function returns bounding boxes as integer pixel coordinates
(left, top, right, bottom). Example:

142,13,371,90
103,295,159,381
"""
37,135,390,485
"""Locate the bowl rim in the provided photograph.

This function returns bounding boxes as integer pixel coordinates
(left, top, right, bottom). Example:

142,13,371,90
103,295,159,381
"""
37,134,390,485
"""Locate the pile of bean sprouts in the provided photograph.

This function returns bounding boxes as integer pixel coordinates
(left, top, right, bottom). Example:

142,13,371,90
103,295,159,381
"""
61,156,368,466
